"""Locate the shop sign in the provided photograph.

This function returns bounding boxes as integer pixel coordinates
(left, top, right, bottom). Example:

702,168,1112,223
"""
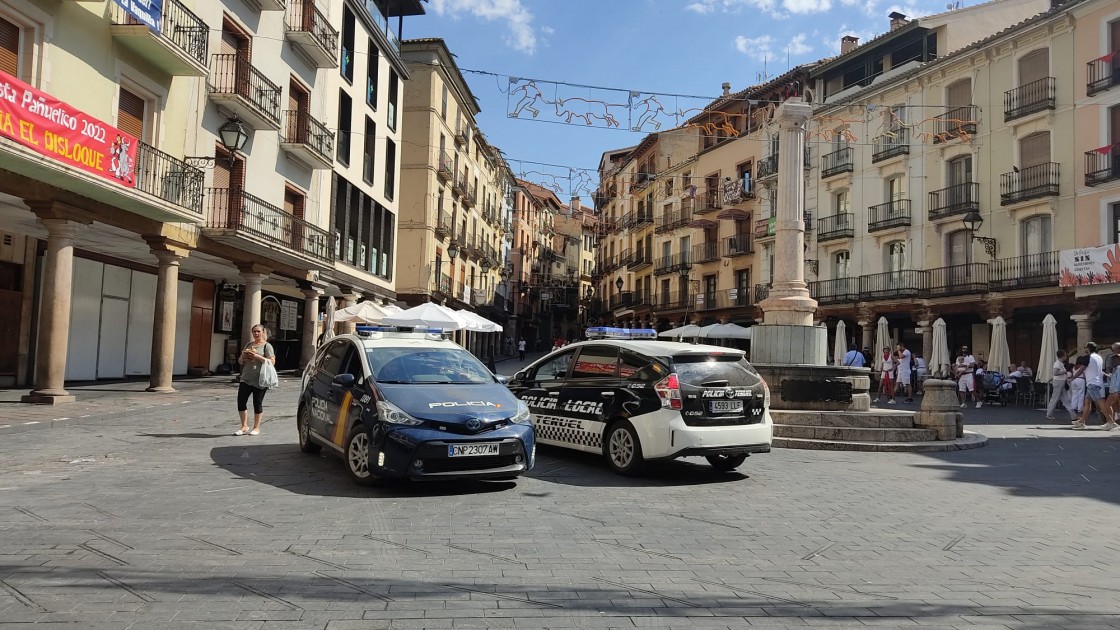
0,70,138,189
113,0,162,34
280,300,299,331
1059,244,1120,287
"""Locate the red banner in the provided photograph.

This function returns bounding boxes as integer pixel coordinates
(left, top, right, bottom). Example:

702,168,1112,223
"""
0,70,138,188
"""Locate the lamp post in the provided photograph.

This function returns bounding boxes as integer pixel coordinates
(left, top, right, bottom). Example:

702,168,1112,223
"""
614,276,623,325
186,116,251,167
962,210,997,260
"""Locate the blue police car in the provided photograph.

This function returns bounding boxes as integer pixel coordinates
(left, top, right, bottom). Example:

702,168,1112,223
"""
298,327,535,484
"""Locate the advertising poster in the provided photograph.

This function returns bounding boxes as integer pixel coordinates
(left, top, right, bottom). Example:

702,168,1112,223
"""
113,0,162,34
1058,244,1120,287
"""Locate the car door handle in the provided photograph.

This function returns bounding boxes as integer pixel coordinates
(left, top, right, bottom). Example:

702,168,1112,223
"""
600,392,615,397
548,391,559,396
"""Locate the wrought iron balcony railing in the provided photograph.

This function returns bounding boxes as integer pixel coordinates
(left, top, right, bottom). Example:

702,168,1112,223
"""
872,127,909,163
721,234,752,257
1004,77,1056,121
205,188,332,262
932,105,978,142
867,199,911,233
1085,144,1120,187
1087,52,1120,96
928,182,979,220
817,213,854,242
135,142,204,213
821,147,854,178
1000,162,1059,205
208,54,282,128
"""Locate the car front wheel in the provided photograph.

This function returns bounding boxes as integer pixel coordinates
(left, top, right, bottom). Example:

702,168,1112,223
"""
297,405,321,454
603,420,644,475
345,424,378,485
705,453,748,472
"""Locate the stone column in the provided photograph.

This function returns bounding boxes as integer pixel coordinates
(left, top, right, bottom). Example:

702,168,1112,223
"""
300,285,324,368
240,271,268,347
340,292,361,335
858,320,873,353
758,97,816,326
22,218,83,403
145,240,190,392
1071,313,1096,353
916,320,932,364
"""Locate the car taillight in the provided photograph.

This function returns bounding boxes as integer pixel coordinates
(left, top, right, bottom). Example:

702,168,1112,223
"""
761,378,770,408
655,373,682,410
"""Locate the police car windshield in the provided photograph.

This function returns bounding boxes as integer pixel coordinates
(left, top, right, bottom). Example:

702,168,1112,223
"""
672,355,761,387
365,348,495,384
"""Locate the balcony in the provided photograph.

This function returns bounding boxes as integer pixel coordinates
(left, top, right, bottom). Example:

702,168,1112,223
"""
693,191,722,215
858,271,924,301
280,110,333,168
434,210,453,239
692,241,719,263
810,278,859,305
754,218,775,240
1085,145,1120,186
455,125,469,147
609,291,635,310
432,272,452,298
203,188,332,266
754,283,771,303
721,234,752,257
1087,52,1120,96
284,0,339,68
208,54,282,129
932,105,978,143
255,0,286,10
821,147,854,178
817,213,854,242
135,142,205,214
110,0,208,76
627,250,652,270
1004,77,1056,121
926,263,989,298
436,150,453,183
655,209,689,233
989,251,1058,291
872,128,909,163
928,182,979,220
654,252,692,276
867,199,911,233
624,210,654,230
701,287,751,311
652,290,690,309
451,174,466,197
757,154,778,180
1000,162,1059,205
462,182,477,208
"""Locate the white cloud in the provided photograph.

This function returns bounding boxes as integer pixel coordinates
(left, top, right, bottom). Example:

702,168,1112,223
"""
735,34,775,62
787,33,813,55
429,0,542,54
783,0,831,13
884,3,932,18
687,0,784,19
686,1,716,12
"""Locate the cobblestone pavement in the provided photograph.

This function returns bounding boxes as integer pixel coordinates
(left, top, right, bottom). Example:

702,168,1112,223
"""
2,375,1120,629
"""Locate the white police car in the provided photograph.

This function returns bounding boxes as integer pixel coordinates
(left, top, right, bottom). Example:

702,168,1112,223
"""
506,327,771,475
298,327,535,484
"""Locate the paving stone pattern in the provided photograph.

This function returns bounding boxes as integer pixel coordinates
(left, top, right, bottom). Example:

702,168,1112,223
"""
1,380,1120,629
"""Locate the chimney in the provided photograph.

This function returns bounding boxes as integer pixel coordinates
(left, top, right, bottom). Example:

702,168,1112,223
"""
721,82,731,97
840,35,859,54
888,11,908,30
570,197,581,212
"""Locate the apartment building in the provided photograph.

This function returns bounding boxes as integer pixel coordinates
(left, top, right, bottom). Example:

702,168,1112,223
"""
552,197,597,340
0,0,421,401
396,38,511,348
510,180,562,349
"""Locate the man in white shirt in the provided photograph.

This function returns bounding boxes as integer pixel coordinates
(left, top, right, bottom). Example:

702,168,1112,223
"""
1075,342,1111,430
896,343,914,403
1046,349,1076,421
954,346,979,408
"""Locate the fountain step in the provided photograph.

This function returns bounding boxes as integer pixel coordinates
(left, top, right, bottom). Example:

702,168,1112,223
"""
770,410,916,429
774,424,937,442
773,432,988,452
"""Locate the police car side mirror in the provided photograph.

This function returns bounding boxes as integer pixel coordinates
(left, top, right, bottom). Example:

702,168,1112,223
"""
332,373,356,387
512,370,527,383
494,374,510,385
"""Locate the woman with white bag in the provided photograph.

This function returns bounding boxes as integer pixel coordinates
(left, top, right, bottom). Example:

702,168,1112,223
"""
235,324,277,436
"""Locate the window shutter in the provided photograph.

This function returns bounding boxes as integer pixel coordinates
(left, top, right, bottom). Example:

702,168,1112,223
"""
1020,132,1050,168
0,18,17,77
117,89,145,140
946,80,971,108
1018,49,1048,86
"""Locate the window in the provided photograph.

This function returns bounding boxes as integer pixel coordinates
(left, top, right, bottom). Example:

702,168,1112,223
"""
1019,131,1050,168
834,190,849,215
947,229,972,265
441,83,448,120
1020,215,1051,255
0,17,19,76
384,138,396,200
340,7,355,82
533,350,574,382
887,176,903,201
946,78,971,109
833,251,850,279
336,90,352,165
572,346,619,379
620,350,653,381
737,161,752,196
1112,203,1120,245
885,241,906,272
117,87,146,141
365,39,379,109
1018,49,1048,86
362,117,375,185
387,69,399,131
320,341,350,375
948,155,972,186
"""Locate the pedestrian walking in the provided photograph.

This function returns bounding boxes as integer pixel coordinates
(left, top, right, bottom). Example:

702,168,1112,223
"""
896,342,914,403
954,346,979,408
1074,342,1110,430
841,343,866,368
235,324,276,436
518,338,526,361
1069,352,1088,421
1046,349,1077,421
875,346,895,404
1105,342,1120,426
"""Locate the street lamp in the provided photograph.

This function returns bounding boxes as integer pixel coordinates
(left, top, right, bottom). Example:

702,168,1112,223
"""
429,243,459,301
962,210,997,259
218,116,250,154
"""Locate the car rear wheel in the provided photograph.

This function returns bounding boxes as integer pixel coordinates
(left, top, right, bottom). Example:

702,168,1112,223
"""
705,453,748,472
603,420,644,475
345,424,378,486
297,405,321,454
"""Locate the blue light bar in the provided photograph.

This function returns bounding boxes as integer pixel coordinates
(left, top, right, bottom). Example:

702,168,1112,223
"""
356,325,398,334
586,327,657,340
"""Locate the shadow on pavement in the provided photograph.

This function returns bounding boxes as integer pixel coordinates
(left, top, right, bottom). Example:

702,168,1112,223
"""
209,444,518,498
138,432,231,439
527,445,750,488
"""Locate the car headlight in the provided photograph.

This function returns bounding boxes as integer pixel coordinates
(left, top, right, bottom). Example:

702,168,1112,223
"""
509,401,532,425
376,400,424,426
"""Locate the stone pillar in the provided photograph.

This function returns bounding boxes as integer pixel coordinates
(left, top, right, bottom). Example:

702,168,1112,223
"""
858,320,873,353
916,320,933,364
240,270,268,347
145,240,190,392
23,217,83,403
1071,313,1096,353
300,285,324,368
916,378,964,440
757,97,816,327
340,292,361,335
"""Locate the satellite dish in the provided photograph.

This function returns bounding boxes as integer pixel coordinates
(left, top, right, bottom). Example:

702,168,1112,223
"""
946,3,954,8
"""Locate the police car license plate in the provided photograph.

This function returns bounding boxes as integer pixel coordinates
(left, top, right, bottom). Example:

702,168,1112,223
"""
448,443,500,457
709,400,743,414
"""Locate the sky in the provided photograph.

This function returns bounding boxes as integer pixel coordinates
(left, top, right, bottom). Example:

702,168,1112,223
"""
403,0,960,204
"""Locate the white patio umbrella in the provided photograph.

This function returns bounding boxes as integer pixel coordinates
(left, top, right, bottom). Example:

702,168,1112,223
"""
334,301,391,323
659,324,701,340
874,316,890,371
987,316,1011,374
1036,313,1058,383
382,303,404,313
456,309,503,332
833,320,847,367
382,302,468,331
930,318,951,378
703,323,752,339
321,296,337,344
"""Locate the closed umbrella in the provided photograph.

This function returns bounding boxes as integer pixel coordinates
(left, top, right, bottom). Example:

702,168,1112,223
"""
382,302,468,330
1037,313,1058,383
930,318,951,378
833,320,847,367
321,296,337,344
875,316,890,371
987,316,1011,374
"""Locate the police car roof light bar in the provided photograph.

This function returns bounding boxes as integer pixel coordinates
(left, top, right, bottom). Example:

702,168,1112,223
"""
586,327,658,340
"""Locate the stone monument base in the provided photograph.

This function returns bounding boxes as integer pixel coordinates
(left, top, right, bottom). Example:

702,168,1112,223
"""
752,363,871,412
749,324,827,364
